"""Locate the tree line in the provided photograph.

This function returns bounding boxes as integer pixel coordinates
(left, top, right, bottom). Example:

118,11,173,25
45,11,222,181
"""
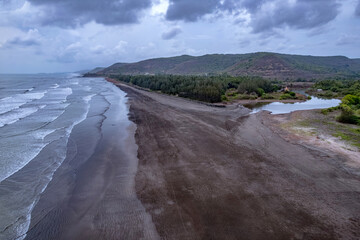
112,74,279,103
312,79,360,97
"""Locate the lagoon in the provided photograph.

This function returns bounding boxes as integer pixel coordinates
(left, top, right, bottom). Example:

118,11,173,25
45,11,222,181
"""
246,96,341,114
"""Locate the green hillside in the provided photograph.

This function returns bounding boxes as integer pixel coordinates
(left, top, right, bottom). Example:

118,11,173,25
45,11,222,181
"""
87,52,360,81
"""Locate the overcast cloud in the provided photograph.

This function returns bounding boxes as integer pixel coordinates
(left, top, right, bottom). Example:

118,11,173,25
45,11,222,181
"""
26,0,152,27
162,27,182,40
0,0,359,73
356,0,360,16
165,0,340,32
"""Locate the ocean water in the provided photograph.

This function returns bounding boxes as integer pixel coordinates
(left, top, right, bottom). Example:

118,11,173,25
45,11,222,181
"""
0,74,129,240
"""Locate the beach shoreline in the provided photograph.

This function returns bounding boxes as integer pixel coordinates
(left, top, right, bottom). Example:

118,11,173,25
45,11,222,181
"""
24,80,159,240
116,82,360,239
23,79,360,239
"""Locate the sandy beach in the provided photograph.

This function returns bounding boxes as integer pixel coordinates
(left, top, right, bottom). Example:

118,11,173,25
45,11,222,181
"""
23,81,360,240
116,82,360,240
2,1,360,239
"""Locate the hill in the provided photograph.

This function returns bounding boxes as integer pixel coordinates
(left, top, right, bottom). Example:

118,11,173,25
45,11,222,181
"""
87,67,105,74
86,52,360,81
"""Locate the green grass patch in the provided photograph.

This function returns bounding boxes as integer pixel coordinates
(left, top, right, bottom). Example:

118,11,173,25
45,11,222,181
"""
332,131,360,148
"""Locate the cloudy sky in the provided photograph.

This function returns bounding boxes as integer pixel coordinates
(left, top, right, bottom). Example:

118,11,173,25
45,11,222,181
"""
0,0,360,73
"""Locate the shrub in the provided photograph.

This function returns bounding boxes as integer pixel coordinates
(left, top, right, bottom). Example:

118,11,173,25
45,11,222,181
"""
237,77,273,94
321,106,340,115
237,94,257,100
227,91,237,97
312,79,360,98
261,94,275,99
317,91,335,98
331,87,339,92
342,94,360,106
256,88,265,97
337,102,360,125
337,114,360,125
280,93,296,100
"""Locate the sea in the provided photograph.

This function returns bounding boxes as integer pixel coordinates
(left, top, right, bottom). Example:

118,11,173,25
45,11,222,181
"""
0,73,130,240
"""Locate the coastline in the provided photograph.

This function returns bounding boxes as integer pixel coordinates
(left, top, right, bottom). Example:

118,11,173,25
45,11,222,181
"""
116,83,360,239
25,80,159,240
21,78,360,239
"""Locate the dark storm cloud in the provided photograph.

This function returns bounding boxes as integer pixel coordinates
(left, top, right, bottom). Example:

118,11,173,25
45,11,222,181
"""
251,0,340,33
166,0,219,22
164,0,268,21
241,0,268,13
165,0,242,21
162,27,182,40
336,35,359,45
7,37,40,46
165,0,340,33
356,0,360,16
1,37,40,49
27,0,152,27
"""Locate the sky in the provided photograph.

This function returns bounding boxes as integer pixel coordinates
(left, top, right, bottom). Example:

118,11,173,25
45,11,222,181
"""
0,0,360,73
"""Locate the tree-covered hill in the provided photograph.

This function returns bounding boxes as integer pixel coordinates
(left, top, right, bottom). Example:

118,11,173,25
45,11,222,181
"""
86,52,360,81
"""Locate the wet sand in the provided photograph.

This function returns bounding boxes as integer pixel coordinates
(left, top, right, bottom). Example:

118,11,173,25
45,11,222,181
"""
116,83,360,240
25,89,159,239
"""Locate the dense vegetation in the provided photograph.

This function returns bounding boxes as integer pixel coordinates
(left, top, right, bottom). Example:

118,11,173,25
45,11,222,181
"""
338,95,360,125
112,74,279,103
315,79,360,125
309,79,360,98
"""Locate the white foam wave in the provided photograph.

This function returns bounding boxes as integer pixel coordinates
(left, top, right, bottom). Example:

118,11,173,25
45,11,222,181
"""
57,87,72,95
32,128,57,140
0,91,47,115
83,94,96,103
0,99,93,240
83,85,91,91
0,92,91,183
67,73,81,78
14,135,70,240
0,131,56,183
50,84,59,89
0,77,119,240
0,136,65,240
0,87,74,182
0,105,46,128
43,88,72,106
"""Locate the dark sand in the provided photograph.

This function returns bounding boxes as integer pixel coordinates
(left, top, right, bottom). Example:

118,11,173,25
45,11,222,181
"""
25,81,360,240
116,83,360,240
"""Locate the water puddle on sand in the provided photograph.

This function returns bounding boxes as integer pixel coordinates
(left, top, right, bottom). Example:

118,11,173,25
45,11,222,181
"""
245,96,341,114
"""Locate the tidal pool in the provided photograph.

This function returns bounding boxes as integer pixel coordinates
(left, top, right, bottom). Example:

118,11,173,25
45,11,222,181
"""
246,96,341,114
